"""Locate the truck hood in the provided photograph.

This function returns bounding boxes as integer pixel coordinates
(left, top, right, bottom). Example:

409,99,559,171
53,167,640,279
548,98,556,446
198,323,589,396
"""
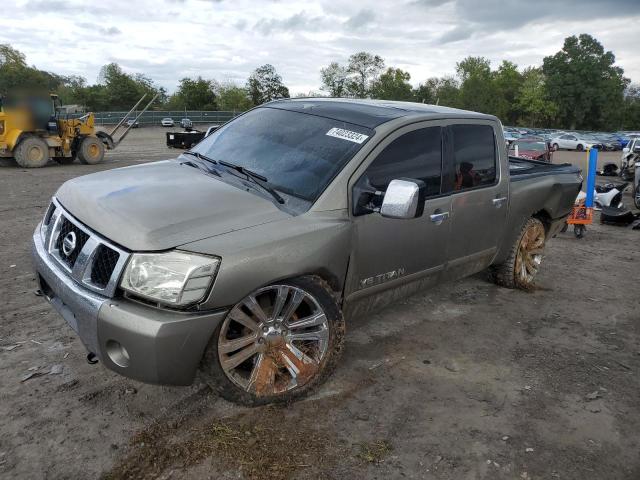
55,160,291,251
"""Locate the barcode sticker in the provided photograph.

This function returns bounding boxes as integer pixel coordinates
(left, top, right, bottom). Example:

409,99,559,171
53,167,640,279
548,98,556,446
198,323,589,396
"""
326,127,369,144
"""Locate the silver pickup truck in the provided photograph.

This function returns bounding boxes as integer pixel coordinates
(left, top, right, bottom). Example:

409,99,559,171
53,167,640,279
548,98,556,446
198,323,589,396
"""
32,99,582,405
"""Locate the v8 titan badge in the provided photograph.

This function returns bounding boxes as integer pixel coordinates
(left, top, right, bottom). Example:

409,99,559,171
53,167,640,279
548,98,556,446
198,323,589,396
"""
326,127,369,144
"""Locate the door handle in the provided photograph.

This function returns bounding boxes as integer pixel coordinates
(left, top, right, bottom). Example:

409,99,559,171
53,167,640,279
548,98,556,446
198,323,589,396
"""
430,211,450,224
492,197,507,208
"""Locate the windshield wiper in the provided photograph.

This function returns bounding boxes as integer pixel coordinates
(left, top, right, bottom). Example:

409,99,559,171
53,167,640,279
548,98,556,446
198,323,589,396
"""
218,159,285,204
183,150,218,164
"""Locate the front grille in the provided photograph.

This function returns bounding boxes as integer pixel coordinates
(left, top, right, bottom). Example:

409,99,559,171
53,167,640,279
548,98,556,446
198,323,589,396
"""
90,245,120,288
43,199,129,297
55,217,90,267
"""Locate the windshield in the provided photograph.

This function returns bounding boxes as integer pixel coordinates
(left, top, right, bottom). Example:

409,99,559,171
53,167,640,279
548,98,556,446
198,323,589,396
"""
192,107,373,201
511,141,546,151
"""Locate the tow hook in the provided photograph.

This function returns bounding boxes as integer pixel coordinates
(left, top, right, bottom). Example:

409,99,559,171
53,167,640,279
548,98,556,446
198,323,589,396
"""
87,352,99,364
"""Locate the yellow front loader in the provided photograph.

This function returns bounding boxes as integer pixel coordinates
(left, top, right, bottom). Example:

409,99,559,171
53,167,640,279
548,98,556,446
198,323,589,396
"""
0,93,157,168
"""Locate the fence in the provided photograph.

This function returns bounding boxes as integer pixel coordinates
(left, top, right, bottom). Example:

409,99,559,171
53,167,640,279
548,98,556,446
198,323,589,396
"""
62,110,242,126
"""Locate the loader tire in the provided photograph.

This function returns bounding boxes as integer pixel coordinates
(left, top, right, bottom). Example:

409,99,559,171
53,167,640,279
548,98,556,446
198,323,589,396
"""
491,217,546,290
14,137,49,168
77,136,105,165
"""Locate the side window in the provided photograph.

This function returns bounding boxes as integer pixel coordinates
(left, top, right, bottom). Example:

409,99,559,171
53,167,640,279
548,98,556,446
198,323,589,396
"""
451,124,497,191
364,127,442,196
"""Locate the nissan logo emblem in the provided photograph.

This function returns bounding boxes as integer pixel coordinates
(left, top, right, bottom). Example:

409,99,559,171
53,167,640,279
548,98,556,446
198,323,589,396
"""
62,231,77,257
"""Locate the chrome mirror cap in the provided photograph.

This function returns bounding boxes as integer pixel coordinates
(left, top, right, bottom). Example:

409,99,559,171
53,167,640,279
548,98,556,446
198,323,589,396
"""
380,178,426,220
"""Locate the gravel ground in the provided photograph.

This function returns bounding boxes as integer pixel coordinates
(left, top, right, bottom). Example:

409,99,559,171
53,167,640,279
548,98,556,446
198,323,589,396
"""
0,127,639,480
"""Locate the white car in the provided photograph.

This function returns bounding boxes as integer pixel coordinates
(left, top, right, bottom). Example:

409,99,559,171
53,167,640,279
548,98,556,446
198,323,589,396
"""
550,133,602,152
180,118,193,129
161,117,174,127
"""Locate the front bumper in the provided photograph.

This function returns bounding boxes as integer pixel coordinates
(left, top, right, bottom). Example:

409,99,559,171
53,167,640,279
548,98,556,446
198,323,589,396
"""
31,227,228,386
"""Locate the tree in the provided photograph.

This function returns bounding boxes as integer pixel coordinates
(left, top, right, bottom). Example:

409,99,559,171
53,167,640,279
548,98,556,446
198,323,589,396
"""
493,61,524,125
0,43,63,94
320,62,348,97
542,34,629,130
169,77,217,110
456,56,497,114
516,68,558,127
414,76,461,107
370,67,413,101
246,64,289,105
346,52,385,98
216,83,253,111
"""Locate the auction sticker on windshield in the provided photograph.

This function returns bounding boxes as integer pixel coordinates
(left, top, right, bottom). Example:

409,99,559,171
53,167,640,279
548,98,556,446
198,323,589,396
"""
326,127,369,144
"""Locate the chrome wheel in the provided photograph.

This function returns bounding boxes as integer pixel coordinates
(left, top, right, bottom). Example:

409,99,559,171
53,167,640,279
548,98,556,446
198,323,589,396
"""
515,221,545,286
217,285,330,397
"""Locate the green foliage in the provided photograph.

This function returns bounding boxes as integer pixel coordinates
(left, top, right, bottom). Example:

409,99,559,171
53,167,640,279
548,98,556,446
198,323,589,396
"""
542,34,629,130
167,77,217,110
370,68,413,101
345,52,385,98
246,64,289,105
215,83,253,111
516,68,558,127
414,76,461,107
320,62,348,97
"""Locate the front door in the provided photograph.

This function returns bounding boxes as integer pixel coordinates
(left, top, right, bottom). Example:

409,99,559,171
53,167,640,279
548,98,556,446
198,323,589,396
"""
345,123,452,302
444,122,508,280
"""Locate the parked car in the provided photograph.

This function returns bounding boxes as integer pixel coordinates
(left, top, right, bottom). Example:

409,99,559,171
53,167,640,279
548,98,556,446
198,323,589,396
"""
32,99,582,405
509,137,553,162
550,133,603,151
125,118,139,128
180,118,193,129
589,134,621,151
504,130,520,145
161,117,174,127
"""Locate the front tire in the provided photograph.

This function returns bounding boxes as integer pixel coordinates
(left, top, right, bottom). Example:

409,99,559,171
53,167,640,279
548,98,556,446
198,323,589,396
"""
77,136,105,165
14,136,49,168
491,218,546,290
552,143,559,151
576,144,584,151
634,184,640,210
201,276,345,406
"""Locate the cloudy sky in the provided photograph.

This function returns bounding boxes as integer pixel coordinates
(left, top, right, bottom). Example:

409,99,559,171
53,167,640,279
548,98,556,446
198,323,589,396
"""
2,0,639,95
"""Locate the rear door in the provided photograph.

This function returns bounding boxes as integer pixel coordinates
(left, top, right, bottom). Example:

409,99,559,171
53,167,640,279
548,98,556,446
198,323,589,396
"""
443,121,508,280
345,123,452,299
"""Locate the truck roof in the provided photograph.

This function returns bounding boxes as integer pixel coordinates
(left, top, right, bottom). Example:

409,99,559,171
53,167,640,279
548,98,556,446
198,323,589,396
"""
266,98,498,129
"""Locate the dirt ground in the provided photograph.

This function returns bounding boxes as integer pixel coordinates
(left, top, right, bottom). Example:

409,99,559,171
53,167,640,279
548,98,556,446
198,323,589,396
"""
1,127,639,480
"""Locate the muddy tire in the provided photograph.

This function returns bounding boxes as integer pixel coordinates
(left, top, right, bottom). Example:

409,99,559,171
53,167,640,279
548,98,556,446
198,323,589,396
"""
491,218,546,290
200,276,345,406
14,136,49,168
77,136,105,165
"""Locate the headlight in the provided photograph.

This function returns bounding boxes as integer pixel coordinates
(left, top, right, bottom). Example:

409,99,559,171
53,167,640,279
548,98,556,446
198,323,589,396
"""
120,251,220,307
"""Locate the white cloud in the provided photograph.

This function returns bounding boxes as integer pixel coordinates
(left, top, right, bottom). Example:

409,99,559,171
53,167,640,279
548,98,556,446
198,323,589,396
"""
1,0,638,95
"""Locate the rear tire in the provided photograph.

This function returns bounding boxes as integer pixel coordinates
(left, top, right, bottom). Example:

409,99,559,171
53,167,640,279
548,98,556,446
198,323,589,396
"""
576,144,584,151
634,184,640,210
491,218,546,290
77,136,105,165
14,137,49,168
200,276,345,406
552,143,559,151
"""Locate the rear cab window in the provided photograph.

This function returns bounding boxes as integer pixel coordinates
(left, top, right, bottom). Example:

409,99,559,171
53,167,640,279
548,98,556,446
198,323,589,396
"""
450,124,497,191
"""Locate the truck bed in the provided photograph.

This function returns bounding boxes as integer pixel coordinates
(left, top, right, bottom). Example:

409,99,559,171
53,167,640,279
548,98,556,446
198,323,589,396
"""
509,156,581,180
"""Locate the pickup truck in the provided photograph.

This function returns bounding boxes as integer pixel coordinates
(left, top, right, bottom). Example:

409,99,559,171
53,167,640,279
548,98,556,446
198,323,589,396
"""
32,99,582,406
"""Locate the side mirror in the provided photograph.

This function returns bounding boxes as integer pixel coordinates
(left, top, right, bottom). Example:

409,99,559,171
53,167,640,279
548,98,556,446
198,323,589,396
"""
380,178,426,219
623,147,629,154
